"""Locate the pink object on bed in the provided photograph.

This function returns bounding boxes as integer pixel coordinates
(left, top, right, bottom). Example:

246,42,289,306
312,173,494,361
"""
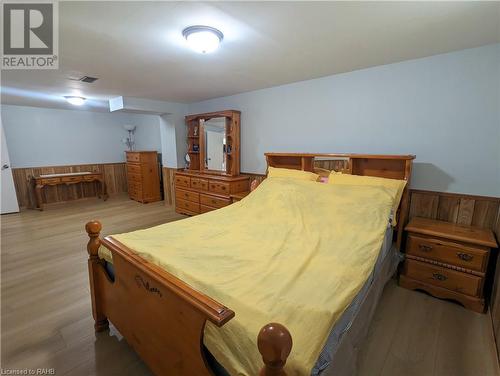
318,176,329,183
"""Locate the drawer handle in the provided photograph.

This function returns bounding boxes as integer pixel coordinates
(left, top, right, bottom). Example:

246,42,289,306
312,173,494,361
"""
184,193,188,198
212,199,217,204
457,252,473,262
432,273,447,281
418,244,433,252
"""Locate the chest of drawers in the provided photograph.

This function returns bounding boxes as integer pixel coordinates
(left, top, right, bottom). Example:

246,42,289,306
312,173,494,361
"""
400,217,497,312
126,151,161,204
175,171,249,215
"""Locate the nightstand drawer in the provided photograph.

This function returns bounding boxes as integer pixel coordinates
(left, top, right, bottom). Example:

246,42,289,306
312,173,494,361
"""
404,259,482,297
407,234,488,272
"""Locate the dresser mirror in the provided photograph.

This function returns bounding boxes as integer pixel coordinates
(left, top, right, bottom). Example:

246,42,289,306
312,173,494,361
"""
185,110,241,176
201,117,226,172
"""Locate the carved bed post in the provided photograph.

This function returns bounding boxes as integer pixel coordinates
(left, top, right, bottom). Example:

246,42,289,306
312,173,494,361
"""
85,220,109,332
258,323,293,376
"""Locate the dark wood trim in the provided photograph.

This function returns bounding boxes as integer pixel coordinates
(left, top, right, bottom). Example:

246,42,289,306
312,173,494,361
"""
185,109,241,122
265,152,415,160
411,189,499,202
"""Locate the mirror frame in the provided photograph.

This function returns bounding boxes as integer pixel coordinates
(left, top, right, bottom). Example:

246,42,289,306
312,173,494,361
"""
199,116,230,175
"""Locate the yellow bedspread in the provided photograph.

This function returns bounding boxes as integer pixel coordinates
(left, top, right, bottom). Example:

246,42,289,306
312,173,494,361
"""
99,178,394,375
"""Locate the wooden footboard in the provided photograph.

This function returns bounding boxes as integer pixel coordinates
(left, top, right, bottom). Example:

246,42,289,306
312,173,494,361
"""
85,220,293,376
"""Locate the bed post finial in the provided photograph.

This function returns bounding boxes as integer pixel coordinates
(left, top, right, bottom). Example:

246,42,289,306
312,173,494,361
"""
85,220,108,332
258,322,292,376
85,220,102,258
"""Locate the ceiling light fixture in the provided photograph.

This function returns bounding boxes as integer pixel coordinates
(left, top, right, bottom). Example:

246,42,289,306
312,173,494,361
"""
182,25,223,54
64,96,86,106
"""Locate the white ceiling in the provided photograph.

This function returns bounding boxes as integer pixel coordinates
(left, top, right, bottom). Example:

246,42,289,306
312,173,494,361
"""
1,1,499,111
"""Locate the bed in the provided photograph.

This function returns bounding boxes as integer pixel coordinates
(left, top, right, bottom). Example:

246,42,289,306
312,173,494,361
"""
85,153,414,375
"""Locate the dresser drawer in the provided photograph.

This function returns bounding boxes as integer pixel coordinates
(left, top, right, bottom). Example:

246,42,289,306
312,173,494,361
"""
176,198,200,214
127,172,142,183
407,234,488,272
175,175,190,188
128,181,143,192
230,180,249,193
130,190,142,200
191,178,208,191
176,189,199,203
40,178,61,185
126,152,141,162
129,185,143,198
61,176,81,183
404,259,482,297
127,164,141,175
200,205,216,214
209,181,230,195
200,194,230,208
83,175,98,181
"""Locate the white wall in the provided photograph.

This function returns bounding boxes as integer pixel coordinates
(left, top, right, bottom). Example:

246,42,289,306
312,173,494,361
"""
189,44,500,197
0,104,161,167
109,97,189,168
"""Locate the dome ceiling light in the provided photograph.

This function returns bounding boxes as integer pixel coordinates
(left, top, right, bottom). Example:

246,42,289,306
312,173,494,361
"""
182,25,223,54
64,96,86,105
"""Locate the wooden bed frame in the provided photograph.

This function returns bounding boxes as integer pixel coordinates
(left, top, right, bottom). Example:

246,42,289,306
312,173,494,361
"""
85,153,414,376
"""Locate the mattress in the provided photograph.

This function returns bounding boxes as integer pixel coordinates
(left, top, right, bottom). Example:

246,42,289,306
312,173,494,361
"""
313,226,396,375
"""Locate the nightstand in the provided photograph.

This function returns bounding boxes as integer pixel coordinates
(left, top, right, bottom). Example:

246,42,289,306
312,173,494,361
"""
400,217,497,313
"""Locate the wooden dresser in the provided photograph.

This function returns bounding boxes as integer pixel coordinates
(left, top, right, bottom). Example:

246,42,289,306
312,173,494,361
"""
126,151,161,203
400,217,498,312
175,110,250,216
175,171,249,215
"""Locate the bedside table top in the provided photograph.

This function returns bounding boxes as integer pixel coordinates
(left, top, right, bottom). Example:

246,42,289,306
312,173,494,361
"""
405,217,498,248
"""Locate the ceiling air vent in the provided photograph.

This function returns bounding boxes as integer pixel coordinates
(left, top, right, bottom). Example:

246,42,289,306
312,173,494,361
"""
68,75,99,83
80,76,98,83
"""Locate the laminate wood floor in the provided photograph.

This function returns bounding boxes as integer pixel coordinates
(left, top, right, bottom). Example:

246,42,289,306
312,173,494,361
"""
1,195,499,375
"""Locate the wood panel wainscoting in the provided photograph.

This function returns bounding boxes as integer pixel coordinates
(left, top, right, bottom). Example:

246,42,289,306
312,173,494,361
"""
162,167,182,206
12,163,128,209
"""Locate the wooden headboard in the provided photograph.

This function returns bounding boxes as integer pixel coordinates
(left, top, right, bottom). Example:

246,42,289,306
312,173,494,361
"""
265,153,415,250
